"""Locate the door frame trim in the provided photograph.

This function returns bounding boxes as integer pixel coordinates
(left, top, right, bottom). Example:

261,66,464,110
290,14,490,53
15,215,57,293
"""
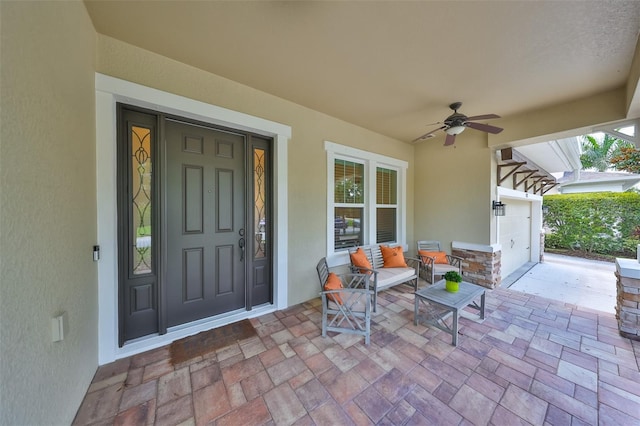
95,73,290,365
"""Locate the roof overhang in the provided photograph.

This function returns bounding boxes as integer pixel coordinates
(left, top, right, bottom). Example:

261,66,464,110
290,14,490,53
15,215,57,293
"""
512,137,582,175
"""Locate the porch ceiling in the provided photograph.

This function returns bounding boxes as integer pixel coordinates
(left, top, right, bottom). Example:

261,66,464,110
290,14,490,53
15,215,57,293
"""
84,1,640,146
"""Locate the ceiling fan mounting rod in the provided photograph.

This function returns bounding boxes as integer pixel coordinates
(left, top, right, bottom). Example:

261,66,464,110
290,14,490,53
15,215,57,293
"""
449,102,462,112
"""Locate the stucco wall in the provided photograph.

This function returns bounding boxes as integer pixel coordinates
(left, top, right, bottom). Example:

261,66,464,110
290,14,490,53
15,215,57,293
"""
413,131,492,251
0,2,98,425
95,35,415,307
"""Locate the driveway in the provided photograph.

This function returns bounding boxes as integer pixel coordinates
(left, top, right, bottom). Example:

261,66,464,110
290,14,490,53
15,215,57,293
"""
507,252,617,314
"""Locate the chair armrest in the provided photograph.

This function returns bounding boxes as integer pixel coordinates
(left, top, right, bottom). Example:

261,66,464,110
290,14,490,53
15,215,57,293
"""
320,287,373,311
446,255,462,267
418,255,436,267
349,265,378,279
320,287,373,298
339,273,371,291
404,256,421,275
405,256,421,265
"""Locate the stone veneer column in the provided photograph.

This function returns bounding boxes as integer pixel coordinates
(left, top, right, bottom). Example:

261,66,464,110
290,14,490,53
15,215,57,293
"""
451,242,501,289
615,257,640,340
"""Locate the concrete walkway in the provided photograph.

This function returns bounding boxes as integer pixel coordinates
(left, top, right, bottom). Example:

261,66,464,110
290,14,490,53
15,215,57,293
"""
508,252,617,314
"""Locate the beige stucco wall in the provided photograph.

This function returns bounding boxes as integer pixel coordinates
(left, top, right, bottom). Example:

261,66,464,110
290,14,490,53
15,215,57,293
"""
95,35,415,306
0,2,98,425
413,131,492,251
488,88,628,148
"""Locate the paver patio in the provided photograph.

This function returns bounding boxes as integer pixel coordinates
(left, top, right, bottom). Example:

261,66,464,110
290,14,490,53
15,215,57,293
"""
74,284,640,425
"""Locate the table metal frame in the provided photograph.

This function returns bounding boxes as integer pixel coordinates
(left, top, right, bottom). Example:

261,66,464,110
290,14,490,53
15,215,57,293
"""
413,280,486,346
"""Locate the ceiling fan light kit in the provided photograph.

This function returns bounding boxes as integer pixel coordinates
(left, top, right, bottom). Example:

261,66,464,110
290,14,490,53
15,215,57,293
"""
445,125,466,136
413,102,503,146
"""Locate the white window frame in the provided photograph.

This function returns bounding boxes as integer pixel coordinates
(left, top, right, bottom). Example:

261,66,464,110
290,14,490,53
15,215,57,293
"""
325,141,408,266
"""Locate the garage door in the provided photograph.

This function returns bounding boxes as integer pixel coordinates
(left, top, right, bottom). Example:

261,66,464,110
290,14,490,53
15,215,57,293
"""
499,199,532,278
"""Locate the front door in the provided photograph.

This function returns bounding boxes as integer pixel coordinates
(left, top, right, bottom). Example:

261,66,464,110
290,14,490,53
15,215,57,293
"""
164,119,246,327
117,105,273,345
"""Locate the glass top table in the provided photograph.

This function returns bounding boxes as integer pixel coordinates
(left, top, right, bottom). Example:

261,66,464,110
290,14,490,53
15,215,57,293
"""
413,280,486,346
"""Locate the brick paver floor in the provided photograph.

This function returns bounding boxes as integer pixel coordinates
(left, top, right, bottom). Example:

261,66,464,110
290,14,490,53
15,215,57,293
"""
74,285,640,425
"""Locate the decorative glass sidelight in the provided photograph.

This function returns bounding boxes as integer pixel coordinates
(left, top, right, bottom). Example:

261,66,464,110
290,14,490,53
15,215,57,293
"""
254,148,266,258
132,126,152,275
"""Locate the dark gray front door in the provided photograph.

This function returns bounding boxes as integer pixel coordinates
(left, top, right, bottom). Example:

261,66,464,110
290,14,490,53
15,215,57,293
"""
118,106,273,345
164,119,246,327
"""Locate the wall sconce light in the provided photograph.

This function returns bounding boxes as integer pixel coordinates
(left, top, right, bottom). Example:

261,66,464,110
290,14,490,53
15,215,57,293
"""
492,200,506,216
542,205,549,214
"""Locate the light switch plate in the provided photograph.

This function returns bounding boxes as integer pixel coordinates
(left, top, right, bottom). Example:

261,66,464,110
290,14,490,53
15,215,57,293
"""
51,312,68,342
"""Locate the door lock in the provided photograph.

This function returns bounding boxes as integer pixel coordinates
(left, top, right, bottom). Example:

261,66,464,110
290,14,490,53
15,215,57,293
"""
239,237,245,261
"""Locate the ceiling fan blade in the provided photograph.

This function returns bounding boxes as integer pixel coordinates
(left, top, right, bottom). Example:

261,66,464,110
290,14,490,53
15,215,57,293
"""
465,113,500,121
444,133,456,146
412,125,446,143
466,121,504,134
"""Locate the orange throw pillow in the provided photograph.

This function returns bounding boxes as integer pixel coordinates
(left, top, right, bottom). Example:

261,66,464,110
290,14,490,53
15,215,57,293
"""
350,248,372,273
380,245,408,268
418,250,449,264
324,272,343,304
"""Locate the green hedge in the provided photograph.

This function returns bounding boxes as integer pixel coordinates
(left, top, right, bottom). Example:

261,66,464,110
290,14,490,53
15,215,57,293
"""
543,192,640,256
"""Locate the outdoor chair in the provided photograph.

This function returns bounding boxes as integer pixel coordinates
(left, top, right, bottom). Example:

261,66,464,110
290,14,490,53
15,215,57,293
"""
316,257,372,345
416,240,462,284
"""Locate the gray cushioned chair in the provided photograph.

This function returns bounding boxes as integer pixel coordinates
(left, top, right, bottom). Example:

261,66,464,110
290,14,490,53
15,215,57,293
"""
416,240,462,284
316,257,372,345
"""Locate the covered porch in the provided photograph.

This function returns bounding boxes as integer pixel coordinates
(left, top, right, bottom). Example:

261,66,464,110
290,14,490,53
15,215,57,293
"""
75,284,640,425
4,2,640,424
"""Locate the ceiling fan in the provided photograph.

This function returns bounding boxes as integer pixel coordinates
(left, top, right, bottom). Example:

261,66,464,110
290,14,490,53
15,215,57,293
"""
412,102,503,146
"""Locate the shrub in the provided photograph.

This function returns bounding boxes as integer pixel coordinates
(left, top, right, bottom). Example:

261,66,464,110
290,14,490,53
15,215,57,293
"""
543,192,640,257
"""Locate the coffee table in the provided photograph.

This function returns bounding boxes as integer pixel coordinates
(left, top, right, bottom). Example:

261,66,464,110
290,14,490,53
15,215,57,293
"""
414,280,485,346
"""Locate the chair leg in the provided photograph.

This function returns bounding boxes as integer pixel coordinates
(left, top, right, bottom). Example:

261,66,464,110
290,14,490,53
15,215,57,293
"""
322,313,327,337
365,298,371,345
321,295,328,337
365,319,370,345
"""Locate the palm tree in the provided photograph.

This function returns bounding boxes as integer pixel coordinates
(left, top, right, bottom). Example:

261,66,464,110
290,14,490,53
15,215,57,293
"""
610,147,640,174
580,134,632,171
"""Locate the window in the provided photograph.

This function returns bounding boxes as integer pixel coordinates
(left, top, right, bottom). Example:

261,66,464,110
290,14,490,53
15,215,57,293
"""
334,159,364,250
376,167,397,243
326,141,408,257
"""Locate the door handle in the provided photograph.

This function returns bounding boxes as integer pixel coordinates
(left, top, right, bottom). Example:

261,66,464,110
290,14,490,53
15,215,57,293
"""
239,238,245,262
